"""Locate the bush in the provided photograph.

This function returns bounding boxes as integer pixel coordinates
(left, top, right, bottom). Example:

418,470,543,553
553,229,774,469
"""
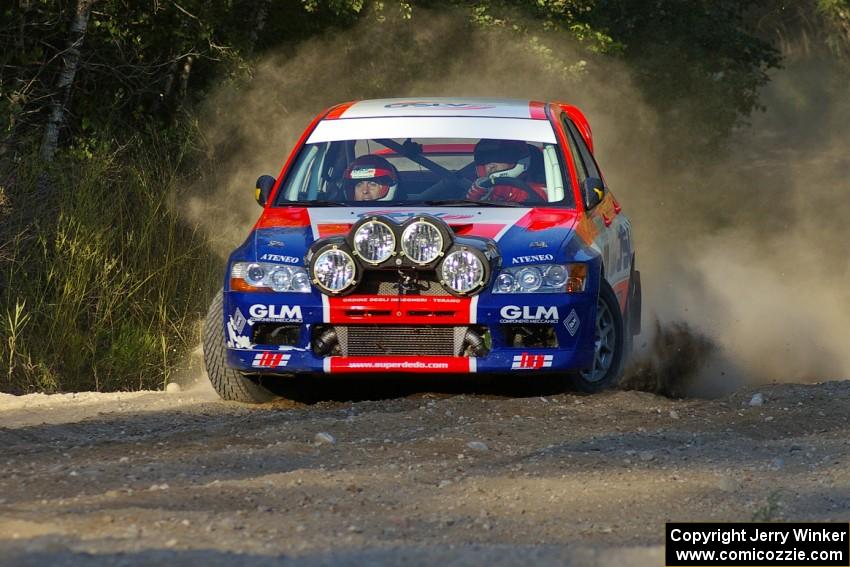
0,131,221,393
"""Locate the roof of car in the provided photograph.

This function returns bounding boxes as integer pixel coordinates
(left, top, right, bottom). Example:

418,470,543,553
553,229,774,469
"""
325,98,548,120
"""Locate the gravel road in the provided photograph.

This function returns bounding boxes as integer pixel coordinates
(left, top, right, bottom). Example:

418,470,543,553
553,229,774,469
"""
1,375,848,566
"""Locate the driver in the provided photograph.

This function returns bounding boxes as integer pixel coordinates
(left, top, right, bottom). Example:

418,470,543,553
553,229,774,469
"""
466,139,547,203
342,155,400,201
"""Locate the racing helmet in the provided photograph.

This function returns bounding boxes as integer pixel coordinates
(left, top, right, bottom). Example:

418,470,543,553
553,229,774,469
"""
473,139,531,179
342,155,399,201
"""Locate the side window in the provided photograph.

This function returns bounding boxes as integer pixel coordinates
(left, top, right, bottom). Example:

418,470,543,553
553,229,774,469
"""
565,119,602,183
562,116,588,187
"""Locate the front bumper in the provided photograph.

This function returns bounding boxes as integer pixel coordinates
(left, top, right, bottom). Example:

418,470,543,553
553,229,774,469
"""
223,290,597,375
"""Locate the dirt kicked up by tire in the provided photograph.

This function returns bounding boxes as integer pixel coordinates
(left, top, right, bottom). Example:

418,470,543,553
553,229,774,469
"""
203,291,276,403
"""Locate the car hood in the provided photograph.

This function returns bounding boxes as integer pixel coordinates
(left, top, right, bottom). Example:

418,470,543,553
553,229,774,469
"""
252,207,580,266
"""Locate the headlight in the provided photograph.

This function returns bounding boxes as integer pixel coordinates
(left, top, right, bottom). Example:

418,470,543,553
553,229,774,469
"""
231,262,311,293
493,263,587,293
401,220,444,265
290,270,311,293
440,249,485,294
269,268,291,291
246,263,266,286
353,220,395,264
495,272,515,293
312,248,356,293
516,267,543,292
543,264,568,287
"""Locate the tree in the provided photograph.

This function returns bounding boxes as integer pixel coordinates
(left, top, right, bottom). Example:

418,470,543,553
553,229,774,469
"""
40,0,95,162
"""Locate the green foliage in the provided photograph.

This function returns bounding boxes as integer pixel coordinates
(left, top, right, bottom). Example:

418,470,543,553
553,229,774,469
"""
818,0,850,56
457,0,781,148
0,130,221,393
576,0,781,147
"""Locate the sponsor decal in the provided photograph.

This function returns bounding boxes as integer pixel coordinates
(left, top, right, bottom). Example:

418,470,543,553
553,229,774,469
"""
616,223,632,274
232,308,246,334
499,305,559,323
384,102,496,110
343,360,449,370
564,309,580,337
268,240,285,248
340,296,461,304
350,168,377,179
259,253,300,264
226,312,254,350
328,356,471,373
359,210,475,222
529,241,549,249
248,304,303,321
511,253,554,265
512,353,554,370
252,352,291,368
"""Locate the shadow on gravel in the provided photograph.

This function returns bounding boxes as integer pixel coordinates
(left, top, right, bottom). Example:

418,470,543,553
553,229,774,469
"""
266,373,571,405
2,542,664,567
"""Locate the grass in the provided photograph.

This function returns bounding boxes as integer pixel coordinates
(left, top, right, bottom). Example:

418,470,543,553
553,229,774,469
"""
0,130,221,393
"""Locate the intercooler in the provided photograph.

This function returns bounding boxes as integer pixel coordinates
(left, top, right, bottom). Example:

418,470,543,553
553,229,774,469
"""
333,325,467,356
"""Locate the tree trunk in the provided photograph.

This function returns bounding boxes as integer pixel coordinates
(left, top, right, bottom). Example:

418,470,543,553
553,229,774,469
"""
39,0,94,162
150,58,178,116
178,55,193,101
246,0,271,56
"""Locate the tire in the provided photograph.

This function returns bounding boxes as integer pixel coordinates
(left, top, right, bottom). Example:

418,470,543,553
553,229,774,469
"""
203,291,276,403
567,279,625,393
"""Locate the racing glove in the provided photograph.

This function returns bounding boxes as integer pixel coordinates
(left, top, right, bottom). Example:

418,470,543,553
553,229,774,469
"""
466,177,493,200
489,185,533,203
467,177,533,203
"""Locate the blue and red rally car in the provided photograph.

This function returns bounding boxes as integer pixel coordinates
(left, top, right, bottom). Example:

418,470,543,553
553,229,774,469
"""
203,98,641,402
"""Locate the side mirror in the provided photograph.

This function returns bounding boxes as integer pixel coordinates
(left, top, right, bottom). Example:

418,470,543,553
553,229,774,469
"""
582,177,605,210
255,175,275,207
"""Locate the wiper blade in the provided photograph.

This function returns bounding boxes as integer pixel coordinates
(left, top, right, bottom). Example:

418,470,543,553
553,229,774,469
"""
420,199,526,208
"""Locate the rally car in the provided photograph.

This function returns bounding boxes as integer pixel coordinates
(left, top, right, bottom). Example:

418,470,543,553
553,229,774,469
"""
203,98,641,402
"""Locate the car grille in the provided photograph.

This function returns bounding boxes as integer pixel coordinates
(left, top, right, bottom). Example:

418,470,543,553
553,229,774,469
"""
335,325,466,356
355,270,451,296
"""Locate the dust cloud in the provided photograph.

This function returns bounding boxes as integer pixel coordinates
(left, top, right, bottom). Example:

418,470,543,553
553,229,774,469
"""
617,54,850,393
186,6,850,393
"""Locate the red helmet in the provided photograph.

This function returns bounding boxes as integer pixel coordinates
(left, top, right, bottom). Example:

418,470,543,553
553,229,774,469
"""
343,155,399,201
473,139,531,179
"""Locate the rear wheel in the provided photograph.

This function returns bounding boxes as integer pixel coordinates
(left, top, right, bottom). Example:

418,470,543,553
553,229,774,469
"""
568,280,625,393
203,291,276,403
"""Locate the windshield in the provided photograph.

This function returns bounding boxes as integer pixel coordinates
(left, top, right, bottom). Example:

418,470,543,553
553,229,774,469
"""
274,137,573,207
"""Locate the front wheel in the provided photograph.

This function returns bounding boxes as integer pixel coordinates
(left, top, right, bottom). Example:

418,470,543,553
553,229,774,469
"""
203,291,276,403
567,280,625,393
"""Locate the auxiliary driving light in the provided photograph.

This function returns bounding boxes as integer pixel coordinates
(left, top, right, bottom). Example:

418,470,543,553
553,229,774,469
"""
440,248,486,294
311,247,356,293
401,220,444,265
352,219,396,265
